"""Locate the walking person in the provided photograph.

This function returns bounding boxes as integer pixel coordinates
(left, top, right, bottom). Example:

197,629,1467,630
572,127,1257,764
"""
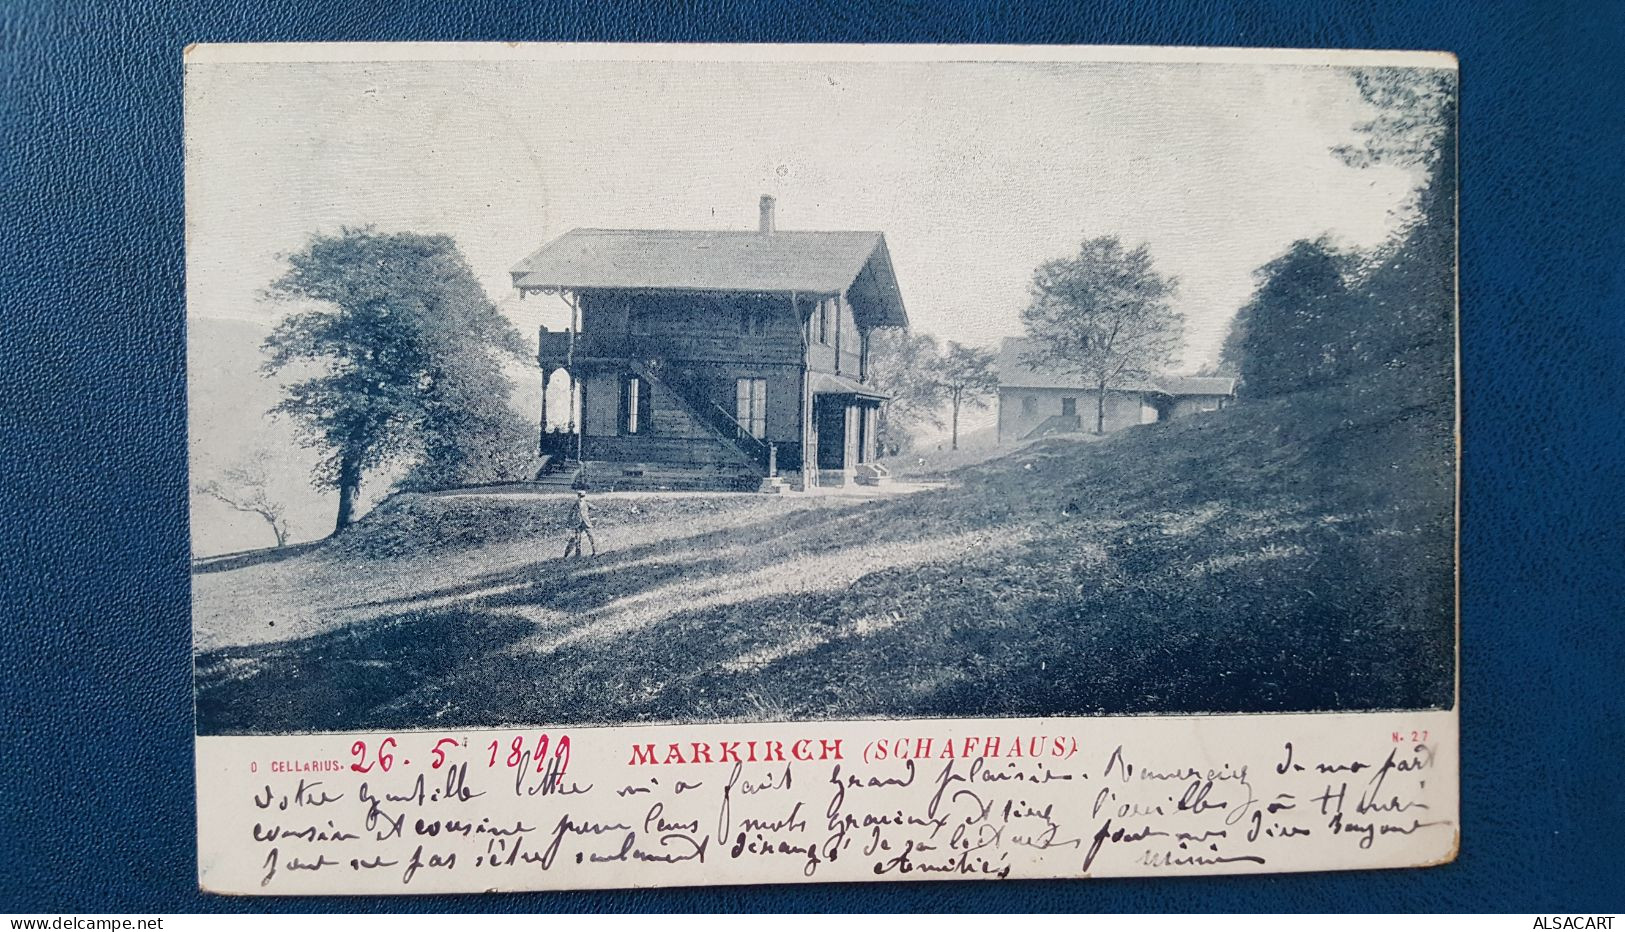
563,488,598,559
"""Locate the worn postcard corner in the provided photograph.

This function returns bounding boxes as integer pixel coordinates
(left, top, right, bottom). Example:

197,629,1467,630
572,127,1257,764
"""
187,42,1459,895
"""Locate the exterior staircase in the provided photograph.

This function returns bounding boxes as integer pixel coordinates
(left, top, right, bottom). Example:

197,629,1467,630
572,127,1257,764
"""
629,361,774,476
1023,414,1083,441
433,459,761,496
569,460,762,492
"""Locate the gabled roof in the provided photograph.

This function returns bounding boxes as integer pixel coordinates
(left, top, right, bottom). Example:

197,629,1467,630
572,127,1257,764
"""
995,338,1236,397
511,228,908,327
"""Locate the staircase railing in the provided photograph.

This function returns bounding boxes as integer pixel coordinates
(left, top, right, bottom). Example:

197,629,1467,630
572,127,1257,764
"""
628,361,772,475
1022,414,1083,441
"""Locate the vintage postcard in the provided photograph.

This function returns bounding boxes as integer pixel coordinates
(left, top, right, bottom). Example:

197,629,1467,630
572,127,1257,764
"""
186,43,1459,894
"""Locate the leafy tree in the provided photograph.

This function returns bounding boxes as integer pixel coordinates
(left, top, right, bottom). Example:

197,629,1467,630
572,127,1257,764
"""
396,397,537,493
1214,308,1248,378
1234,237,1358,397
935,341,998,450
1333,68,1456,181
1020,236,1183,434
867,328,944,455
1336,68,1458,392
194,449,291,548
1222,69,1456,396
262,228,528,534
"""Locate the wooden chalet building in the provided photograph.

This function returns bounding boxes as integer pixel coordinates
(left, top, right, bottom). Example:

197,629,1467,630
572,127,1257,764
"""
512,197,909,491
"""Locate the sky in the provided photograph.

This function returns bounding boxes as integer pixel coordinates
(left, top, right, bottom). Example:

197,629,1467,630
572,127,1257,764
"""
186,56,1426,369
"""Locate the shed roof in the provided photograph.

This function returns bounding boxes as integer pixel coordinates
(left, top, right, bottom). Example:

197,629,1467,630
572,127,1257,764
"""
809,371,889,401
511,228,908,327
1157,375,1239,397
995,338,1236,397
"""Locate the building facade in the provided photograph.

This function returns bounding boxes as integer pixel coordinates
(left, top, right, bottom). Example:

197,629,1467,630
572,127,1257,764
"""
512,197,908,490
995,337,1236,443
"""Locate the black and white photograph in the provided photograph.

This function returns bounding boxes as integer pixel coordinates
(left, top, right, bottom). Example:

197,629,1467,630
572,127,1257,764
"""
187,47,1457,738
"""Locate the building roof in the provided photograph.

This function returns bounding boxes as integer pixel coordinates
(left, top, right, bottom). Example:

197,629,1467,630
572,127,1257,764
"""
808,371,888,401
995,337,1236,397
1156,375,1239,397
511,228,909,327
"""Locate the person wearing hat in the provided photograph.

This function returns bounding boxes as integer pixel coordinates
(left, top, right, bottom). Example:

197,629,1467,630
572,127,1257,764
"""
563,488,597,559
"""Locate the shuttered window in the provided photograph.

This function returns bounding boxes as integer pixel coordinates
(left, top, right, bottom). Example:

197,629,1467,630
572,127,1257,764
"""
620,375,651,434
735,378,767,440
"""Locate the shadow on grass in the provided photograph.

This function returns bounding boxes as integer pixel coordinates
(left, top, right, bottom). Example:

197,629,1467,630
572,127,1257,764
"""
337,492,991,619
195,610,534,735
194,496,1022,734
192,540,323,575
194,501,1454,733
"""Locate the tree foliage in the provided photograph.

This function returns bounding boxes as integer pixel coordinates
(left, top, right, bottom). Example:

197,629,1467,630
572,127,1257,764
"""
262,228,530,532
867,328,944,455
1341,69,1458,394
937,341,998,450
1332,68,1456,176
1020,236,1183,434
1222,68,1457,399
1232,237,1358,397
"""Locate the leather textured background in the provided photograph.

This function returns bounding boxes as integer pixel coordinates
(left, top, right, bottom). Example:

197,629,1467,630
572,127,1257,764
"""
2,0,1622,914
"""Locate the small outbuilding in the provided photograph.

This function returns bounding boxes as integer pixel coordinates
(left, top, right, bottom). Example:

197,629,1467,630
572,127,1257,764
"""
994,337,1236,443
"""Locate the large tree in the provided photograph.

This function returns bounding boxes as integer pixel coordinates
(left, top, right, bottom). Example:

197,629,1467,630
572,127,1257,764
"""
1020,236,1183,434
1233,237,1358,397
1216,69,1456,396
866,328,944,456
1336,68,1458,390
936,341,998,450
262,228,528,533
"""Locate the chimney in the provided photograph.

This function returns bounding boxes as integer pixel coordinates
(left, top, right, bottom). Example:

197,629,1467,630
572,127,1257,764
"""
758,195,776,234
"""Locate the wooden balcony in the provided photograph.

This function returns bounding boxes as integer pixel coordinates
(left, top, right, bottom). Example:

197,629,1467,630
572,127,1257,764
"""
537,328,574,368
537,330,641,369
538,327,801,369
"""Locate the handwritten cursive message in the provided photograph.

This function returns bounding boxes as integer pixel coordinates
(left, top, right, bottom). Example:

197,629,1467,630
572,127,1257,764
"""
197,712,1457,894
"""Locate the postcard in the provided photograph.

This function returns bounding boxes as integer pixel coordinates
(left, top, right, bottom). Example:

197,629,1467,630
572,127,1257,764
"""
186,42,1459,894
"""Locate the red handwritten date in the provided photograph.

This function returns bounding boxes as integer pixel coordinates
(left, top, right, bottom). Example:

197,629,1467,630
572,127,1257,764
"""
489,733,572,776
346,733,572,779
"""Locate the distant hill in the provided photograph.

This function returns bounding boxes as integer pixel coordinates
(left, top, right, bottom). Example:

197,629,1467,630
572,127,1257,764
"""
188,315,543,557
188,316,336,556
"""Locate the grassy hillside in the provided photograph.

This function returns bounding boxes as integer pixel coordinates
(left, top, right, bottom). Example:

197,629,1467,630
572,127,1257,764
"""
194,370,1455,734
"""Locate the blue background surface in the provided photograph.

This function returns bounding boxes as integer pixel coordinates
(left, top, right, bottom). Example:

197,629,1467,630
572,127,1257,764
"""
3,0,1622,914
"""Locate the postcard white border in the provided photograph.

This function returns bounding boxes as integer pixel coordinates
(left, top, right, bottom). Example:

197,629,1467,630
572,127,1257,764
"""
187,41,1462,896
183,42,1456,70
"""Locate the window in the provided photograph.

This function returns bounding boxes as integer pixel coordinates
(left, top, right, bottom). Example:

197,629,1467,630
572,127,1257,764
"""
1061,396,1077,416
1021,395,1037,416
620,375,650,434
817,298,832,345
735,378,767,440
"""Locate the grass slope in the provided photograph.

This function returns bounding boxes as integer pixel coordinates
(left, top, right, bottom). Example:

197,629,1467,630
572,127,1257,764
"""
194,371,1455,734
